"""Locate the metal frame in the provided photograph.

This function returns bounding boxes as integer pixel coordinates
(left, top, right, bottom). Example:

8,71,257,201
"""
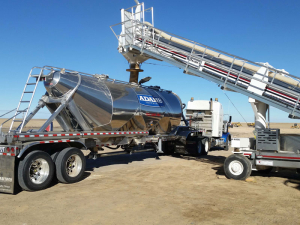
239,150,300,170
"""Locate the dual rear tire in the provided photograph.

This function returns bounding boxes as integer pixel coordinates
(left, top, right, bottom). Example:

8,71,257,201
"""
18,148,86,191
196,139,209,156
55,147,86,184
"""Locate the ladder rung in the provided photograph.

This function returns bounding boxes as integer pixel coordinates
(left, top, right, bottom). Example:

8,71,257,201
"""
14,120,23,122
26,83,36,85
21,101,30,103
24,91,33,93
17,110,27,112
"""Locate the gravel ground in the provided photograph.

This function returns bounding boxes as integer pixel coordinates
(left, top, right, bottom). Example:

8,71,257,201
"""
0,125,300,224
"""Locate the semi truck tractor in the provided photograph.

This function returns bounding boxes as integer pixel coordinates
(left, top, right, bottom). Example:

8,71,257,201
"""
169,98,231,156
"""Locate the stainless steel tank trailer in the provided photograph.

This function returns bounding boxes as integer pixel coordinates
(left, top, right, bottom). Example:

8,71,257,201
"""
0,66,231,194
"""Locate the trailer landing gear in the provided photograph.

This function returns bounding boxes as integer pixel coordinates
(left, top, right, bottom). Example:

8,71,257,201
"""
224,154,252,180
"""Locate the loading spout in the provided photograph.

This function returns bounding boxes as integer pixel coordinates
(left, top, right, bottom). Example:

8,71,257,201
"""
127,63,143,83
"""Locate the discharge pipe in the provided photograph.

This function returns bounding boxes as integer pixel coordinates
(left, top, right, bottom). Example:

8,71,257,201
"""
127,63,143,83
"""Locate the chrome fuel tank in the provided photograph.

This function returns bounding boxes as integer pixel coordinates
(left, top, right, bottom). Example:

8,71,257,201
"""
44,71,182,135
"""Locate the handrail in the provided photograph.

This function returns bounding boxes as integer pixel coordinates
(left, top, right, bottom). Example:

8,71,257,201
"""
0,108,17,118
0,108,27,133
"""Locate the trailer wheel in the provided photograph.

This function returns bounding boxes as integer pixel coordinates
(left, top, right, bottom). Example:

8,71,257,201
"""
55,147,86,184
224,154,252,180
18,150,55,191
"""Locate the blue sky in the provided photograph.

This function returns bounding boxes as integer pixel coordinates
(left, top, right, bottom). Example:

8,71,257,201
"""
0,0,300,122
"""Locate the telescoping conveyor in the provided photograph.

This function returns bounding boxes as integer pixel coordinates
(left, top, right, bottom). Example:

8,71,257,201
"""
110,2,300,180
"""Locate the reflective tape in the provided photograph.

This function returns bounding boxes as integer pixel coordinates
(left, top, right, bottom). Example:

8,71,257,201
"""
15,131,149,138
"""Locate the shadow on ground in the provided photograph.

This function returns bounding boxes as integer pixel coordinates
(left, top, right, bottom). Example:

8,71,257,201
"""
85,151,160,171
172,154,226,176
14,172,92,195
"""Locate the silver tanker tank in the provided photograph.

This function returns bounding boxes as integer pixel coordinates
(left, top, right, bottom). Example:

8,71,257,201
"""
44,71,182,136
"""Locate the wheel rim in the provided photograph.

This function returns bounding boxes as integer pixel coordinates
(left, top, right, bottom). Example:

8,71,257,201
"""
29,158,50,184
204,141,209,153
228,160,244,176
66,154,82,177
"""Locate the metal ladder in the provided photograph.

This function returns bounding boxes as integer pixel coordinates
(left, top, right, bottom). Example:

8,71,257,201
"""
111,6,300,118
8,68,45,133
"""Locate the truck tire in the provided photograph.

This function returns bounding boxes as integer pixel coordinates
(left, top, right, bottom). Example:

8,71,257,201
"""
51,151,60,162
224,135,231,151
18,150,55,191
196,139,209,156
224,154,252,180
55,147,86,184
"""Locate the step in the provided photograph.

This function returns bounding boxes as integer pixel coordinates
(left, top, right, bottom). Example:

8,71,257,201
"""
26,83,36,85
13,120,23,122
20,101,30,103
24,91,33,93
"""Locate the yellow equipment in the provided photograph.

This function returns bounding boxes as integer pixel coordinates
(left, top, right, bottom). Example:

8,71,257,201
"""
291,123,300,129
231,122,242,127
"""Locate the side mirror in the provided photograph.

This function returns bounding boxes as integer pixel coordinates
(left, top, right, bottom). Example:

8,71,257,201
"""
229,116,232,123
139,76,152,85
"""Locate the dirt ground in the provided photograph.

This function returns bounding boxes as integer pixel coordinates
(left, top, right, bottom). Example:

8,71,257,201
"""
1,123,300,224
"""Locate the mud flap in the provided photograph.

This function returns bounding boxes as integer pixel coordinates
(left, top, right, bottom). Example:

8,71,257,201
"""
0,156,15,194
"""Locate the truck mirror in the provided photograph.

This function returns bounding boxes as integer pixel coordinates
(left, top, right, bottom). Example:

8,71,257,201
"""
229,116,232,123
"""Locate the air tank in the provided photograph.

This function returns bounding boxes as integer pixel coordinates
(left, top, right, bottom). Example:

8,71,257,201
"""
44,71,182,136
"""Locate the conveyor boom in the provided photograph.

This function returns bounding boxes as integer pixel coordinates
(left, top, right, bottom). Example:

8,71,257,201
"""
111,3,300,118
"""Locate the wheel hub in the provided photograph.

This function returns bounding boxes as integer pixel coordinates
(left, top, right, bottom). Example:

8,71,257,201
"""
229,160,244,176
66,154,82,177
29,158,50,184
